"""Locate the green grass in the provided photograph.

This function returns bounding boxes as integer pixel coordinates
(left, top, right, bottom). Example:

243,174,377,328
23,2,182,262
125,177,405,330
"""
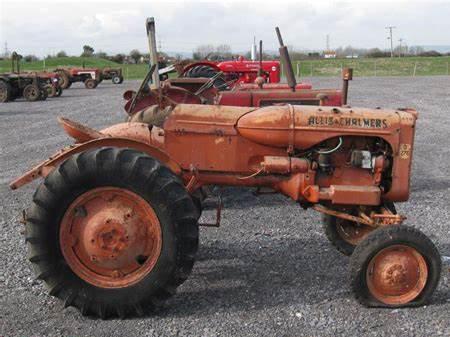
2,56,450,79
291,56,450,77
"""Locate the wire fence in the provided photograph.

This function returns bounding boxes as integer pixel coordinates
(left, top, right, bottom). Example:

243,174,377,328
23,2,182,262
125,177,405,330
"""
288,58,450,77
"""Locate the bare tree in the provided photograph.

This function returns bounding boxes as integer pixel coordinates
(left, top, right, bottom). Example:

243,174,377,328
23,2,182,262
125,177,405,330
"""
193,44,215,60
129,49,142,64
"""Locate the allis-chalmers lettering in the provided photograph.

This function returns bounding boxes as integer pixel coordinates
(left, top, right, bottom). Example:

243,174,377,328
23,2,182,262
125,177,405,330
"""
308,116,388,129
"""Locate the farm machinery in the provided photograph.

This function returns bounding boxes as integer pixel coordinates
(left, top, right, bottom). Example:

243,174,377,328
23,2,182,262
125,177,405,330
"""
100,67,124,84
123,26,348,120
55,67,103,89
9,20,442,319
0,52,63,102
55,67,124,89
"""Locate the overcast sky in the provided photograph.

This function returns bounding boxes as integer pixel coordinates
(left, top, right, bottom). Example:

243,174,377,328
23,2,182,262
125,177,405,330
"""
1,0,449,57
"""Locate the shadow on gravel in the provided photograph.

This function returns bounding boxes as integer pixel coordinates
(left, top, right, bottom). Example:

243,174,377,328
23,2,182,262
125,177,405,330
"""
157,236,350,318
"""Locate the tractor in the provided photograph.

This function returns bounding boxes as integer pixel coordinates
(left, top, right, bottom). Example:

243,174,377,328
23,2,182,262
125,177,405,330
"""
0,52,51,102
55,67,102,89
9,20,442,319
123,26,348,121
101,67,124,84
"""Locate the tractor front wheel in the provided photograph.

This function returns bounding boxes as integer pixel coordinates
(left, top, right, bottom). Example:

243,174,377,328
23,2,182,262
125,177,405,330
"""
84,79,98,89
350,225,441,307
45,84,57,97
23,84,41,101
26,147,200,318
323,214,374,256
112,75,123,84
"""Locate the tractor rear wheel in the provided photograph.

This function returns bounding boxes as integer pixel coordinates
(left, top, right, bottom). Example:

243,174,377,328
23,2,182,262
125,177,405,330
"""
350,225,441,307
23,84,41,101
26,147,200,318
84,79,98,89
56,70,71,89
323,214,374,256
183,65,228,90
0,81,12,102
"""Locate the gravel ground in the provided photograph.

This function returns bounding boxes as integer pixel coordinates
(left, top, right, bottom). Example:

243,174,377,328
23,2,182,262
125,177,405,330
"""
0,78,449,337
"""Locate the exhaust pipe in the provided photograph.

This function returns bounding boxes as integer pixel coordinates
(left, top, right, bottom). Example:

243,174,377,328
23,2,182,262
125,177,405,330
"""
275,27,297,92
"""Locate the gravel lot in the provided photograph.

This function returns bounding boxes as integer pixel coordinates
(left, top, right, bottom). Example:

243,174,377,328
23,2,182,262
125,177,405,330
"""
0,78,449,337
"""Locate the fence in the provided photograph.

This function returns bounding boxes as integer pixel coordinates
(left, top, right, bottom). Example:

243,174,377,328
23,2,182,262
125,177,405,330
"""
283,57,450,77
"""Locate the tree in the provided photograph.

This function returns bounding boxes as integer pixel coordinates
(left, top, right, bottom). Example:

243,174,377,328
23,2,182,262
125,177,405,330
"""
24,54,38,62
81,45,94,57
110,53,126,64
129,49,142,64
56,50,67,57
193,44,215,60
95,51,108,59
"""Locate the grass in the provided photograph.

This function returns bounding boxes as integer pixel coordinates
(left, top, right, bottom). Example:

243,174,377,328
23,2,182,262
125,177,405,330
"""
291,56,450,77
2,56,450,79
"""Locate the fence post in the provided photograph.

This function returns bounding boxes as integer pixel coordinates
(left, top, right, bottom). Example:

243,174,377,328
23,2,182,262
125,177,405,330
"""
374,60,377,77
413,62,417,77
447,62,449,76
296,63,300,79
310,63,313,77
126,67,129,81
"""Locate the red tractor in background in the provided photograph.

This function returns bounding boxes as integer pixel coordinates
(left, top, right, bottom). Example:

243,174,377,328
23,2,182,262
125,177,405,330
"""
180,56,281,85
123,26,350,120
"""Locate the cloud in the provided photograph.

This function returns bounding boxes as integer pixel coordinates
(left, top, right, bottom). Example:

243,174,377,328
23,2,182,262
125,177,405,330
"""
0,0,449,57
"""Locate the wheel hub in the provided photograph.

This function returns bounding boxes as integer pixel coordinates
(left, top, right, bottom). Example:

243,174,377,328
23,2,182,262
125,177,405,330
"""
366,244,428,305
60,187,162,288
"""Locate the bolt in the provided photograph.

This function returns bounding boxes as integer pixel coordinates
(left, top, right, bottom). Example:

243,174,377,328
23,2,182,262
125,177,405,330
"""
91,255,97,261
112,270,124,278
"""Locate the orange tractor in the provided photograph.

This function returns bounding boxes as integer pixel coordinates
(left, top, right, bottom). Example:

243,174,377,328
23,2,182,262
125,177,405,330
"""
10,24,441,319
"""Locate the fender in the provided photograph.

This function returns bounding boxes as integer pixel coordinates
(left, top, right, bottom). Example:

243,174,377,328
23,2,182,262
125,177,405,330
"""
9,137,182,190
181,61,221,75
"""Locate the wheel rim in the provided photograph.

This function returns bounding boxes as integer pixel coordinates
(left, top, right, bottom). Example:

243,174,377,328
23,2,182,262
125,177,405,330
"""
60,187,162,288
366,244,428,305
26,86,39,99
336,219,373,246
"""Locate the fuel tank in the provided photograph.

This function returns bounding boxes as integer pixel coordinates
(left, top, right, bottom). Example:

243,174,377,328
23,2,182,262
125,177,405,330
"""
237,105,406,150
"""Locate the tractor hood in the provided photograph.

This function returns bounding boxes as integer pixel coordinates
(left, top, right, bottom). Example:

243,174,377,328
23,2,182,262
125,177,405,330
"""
237,105,412,150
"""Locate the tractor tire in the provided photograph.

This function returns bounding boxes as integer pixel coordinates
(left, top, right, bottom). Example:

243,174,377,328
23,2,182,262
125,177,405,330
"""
183,65,228,90
23,84,41,102
350,225,441,308
45,85,57,97
84,79,98,89
112,76,123,84
55,87,63,97
323,214,374,256
39,87,48,101
26,147,199,319
56,70,71,89
0,81,12,103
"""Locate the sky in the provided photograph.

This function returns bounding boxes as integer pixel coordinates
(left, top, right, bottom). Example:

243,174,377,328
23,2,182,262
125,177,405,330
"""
1,0,449,57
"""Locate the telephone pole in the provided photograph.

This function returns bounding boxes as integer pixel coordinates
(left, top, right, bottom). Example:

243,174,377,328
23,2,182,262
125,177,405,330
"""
385,26,396,58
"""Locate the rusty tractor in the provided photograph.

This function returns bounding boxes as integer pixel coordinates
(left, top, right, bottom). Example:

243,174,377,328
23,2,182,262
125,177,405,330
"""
123,27,349,120
10,23,442,318
0,52,55,102
55,67,102,89
101,67,124,84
